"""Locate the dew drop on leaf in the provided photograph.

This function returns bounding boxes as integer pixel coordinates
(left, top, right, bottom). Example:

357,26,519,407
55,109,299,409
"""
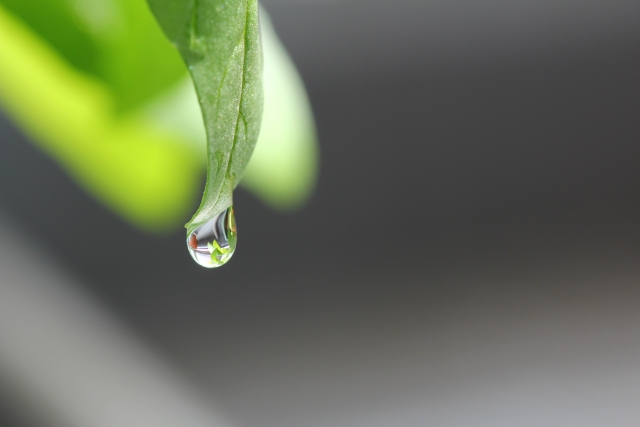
186,206,237,268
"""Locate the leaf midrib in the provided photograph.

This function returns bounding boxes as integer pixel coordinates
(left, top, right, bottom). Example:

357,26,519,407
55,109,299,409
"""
209,1,250,211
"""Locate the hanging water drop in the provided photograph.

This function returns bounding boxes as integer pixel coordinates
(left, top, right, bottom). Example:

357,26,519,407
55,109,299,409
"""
186,206,237,268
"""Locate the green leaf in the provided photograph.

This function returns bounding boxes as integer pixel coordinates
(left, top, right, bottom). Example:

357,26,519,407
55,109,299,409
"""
0,0,187,112
146,0,263,236
94,0,188,111
0,0,100,76
0,3,201,231
144,10,318,211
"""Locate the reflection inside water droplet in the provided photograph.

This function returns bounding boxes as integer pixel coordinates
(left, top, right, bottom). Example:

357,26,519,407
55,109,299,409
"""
186,206,237,268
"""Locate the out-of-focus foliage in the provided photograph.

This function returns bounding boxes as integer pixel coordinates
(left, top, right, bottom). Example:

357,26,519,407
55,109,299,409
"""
0,0,317,232
242,14,317,209
1,0,186,111
0,1,199,231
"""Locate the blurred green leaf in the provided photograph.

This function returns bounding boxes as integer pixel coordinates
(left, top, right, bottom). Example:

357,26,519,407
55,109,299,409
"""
0,0,100,75
0,3,200,231
97,0,187,111
0,0,186,111
241,12,318,209
146,0,263,235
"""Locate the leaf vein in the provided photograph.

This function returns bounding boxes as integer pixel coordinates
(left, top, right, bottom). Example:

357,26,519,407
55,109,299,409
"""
211,1,251,208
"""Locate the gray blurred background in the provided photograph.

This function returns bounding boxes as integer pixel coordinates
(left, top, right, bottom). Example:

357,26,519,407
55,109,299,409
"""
1,0,640,426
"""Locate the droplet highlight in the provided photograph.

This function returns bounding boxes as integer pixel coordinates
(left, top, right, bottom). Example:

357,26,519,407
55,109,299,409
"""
186,206,237,268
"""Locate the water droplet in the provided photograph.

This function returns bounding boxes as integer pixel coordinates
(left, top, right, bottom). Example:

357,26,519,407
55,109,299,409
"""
186,206,237,268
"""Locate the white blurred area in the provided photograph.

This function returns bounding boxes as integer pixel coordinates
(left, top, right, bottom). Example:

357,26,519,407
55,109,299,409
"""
0,216,233,427
2,221,640,427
